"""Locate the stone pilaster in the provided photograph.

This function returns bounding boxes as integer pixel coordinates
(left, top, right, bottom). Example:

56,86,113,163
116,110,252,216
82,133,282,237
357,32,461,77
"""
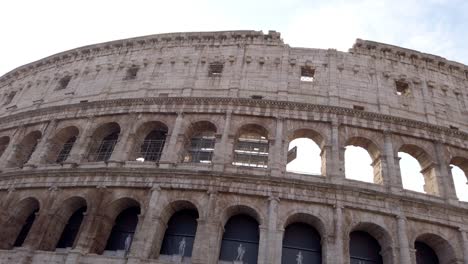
434,141,458,201
270,118,285,177
159,113,185,168
108,114,138,163
24,119,59,167
396,215,412,264
0,126,25,169
265,196,281,264
128,185,162,259
332,203,344,264
459,228,468,264
212,111,232,172
64,117,95,165
383,131,403,191
328,121,343,182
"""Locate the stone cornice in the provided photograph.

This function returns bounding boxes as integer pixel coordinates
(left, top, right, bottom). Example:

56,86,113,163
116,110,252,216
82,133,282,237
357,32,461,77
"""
0,96,466,141
0,30,283,85
0,167,466,221
351,39,468,79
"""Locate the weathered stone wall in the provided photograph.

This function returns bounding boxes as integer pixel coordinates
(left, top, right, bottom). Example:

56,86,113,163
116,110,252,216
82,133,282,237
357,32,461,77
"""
0,31,467,264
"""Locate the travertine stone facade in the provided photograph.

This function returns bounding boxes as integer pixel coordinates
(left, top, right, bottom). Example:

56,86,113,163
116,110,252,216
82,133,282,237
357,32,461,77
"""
0,30,467,264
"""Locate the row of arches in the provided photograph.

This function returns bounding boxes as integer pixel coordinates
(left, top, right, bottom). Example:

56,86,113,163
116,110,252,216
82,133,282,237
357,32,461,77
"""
0,119,467,200
2,195,455,264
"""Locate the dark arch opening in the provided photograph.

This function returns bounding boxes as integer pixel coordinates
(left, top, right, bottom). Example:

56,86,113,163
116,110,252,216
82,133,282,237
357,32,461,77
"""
349,231,383,264
415,241,439,264
56,136,77,163
13,209,38,247
219,214,259,264
55,206,87,249
160,209,199,257
281,222,322,264
0,136,10,158
104,206,140,251
137,129,167,162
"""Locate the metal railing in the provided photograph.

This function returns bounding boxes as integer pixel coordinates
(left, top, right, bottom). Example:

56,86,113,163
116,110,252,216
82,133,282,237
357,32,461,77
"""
56,140,76,163
87,139,118,162
184,137,215,164
232,138,269,168
134,139,165,162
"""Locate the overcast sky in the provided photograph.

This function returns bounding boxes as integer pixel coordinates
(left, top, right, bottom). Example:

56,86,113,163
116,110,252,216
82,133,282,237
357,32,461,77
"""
1,0,468,76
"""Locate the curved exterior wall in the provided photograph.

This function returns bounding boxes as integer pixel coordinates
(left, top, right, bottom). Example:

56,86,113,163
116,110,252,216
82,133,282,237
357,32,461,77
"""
0,30,466,264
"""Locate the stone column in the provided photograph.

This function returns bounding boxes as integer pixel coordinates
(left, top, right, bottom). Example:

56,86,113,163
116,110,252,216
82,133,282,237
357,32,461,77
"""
192,190,224,264
212,111,232,172
270,118,285,177
265,196,282,264
64,117,95,165
159,113,185,168
128,185,162,259
328,121,344,182
459,228,468,264
24,119,59,167
332,203,344,264
0,126,25,169
22,186,59,249
108,114,138,164
434,141,458,201
396,215,412,264
383,131,403,191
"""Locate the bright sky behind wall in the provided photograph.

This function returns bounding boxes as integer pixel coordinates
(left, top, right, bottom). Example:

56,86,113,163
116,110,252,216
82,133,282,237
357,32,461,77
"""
1,0,468,76
1,0,467,199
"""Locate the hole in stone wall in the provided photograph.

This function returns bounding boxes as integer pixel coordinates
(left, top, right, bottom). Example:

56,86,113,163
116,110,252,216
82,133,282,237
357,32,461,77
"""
56,76,72,90
3,91,16,105
208,62,223,77
300,66,315,82
353,105,365,111
251,95,263,100
124,66,139,80
395,80,410,96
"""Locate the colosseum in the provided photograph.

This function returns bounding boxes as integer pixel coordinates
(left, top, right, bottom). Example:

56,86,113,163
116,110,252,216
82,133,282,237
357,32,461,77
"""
0,30,467,264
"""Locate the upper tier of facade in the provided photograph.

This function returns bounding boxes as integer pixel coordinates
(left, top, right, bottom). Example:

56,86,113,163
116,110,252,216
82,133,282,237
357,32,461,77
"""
1,30,467,131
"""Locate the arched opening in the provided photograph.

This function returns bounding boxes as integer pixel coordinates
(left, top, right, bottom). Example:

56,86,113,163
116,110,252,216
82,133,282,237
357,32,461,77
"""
46,126,79,163
56,206,87,249
415,241,439,264
87,122,120,162
9,131,42,167
450,157,468,202
133,122,168,162
160,209,199,257
281,223,321,264
219,214,259,264
0,136,10,158
286,129,324,175
9,198,40,248
415,233,457,264
345,137,382,184
103,206,140,252
183,121,217,164
399,144,437,195
349,231,383,264
233,124,269,168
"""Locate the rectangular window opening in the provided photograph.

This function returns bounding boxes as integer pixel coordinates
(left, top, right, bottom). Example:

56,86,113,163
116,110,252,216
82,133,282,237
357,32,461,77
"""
251,95,263,100
300,66,315,82
208,62,224,77
56,76,72,90
125,66,139,80
353,105,365,111
395,80,410,96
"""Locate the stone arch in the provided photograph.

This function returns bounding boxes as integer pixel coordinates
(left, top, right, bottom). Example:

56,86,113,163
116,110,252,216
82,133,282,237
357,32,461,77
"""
450,156,468,201
345,136,383,184
8,130,42,167
283,212,327,239
86,122,121,162
2,197,40,249
156,200,200,258
398,144,438,195
182,121,217,163
219,205,262,264
0,136,10,158
131,121,169,162
413,233,458,264
91,197,141,254
232,124,270,168
39,196,87,251
286,129,325,175
45,126,80,163
347,222,394,264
